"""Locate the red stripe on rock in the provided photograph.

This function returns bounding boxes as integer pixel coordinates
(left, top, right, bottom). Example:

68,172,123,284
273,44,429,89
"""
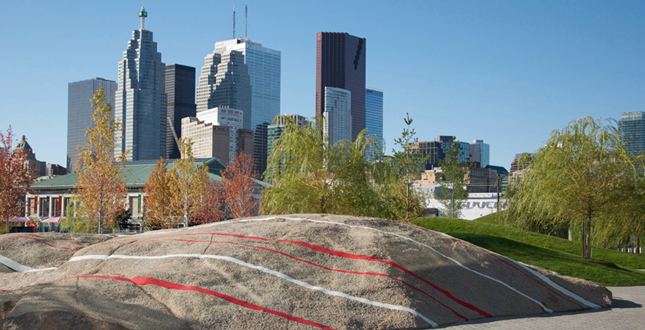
67,275,336,330
14,235,78,252
89,236,472,321
171,238,469,321
174,232,491,318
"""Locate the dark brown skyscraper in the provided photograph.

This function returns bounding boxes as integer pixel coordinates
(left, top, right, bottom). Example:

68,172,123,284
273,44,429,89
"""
166,64,196,159
316,32,366,141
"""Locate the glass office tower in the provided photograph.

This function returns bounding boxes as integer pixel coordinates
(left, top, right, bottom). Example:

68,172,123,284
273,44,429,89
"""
323,87,352,144
114,8,167,161
470,140,490,168
67,78,116,172
200,37,280,173
212,38,281,132
365,87,384,152
316,32,366,141
165,64,196,159
196,49,252,128
619,112,645,156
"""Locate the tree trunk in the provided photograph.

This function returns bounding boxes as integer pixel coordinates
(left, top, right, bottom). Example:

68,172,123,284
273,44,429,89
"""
584,218,592,259
581,221,586,258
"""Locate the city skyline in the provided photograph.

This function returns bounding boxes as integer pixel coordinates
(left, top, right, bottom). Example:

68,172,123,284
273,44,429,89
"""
1,1,644,169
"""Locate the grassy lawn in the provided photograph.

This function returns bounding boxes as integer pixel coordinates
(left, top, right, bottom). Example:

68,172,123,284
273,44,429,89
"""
410,216,645,287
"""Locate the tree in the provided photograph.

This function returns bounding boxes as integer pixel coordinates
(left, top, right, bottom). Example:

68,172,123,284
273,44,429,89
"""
505,117,636,259
434,139,470,218
73,88,128,233
191,180,225,225
221,152,258,218
392,113,428,220
261,115,427,221
595,162,645,250
261,117,378,216
0,126,34,233
170,138,209,226
143,158,181,229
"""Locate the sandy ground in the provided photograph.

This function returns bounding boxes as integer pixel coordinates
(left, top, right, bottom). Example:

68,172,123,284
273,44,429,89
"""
0,214,612,329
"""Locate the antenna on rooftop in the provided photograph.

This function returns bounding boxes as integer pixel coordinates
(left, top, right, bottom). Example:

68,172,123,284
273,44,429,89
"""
245,5,247,39
233,3,236,38
138,6,147,30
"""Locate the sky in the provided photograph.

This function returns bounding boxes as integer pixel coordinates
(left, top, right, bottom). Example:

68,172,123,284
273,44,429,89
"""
1,0,644,169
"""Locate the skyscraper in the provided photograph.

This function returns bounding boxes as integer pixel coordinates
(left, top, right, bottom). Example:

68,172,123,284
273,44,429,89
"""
165,64,196,159
67,78,116,172
114,7,167,161
323,87,352,144
470,140,490,168
619,111,645,156
211,38,281,133
316,32,366,141
204,37,281,174
196,49,252,127
365,87,383,152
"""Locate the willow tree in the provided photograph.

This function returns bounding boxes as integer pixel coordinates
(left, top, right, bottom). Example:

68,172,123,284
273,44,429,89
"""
506,117,635,259
392,113,428,220
434,139,470,218
261,117,379,216
74,88,128,234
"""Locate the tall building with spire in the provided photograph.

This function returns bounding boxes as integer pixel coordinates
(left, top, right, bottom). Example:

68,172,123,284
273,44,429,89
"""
114,7,167,161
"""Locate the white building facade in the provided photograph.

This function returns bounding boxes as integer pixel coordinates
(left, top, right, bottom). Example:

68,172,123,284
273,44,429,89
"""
196,107,244,161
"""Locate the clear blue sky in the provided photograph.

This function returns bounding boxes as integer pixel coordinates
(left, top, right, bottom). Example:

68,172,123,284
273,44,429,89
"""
1,0,644,169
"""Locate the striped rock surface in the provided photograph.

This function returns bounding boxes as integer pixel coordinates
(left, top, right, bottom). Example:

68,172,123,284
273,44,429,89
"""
0,214,611,329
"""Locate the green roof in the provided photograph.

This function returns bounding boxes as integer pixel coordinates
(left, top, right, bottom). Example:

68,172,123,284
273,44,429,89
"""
30,157,270,190
32,159,225,190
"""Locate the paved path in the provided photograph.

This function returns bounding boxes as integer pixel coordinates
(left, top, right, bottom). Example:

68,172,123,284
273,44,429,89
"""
436,286,645,329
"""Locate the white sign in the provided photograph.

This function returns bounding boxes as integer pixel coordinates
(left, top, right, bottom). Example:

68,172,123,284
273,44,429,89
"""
427,197,507,220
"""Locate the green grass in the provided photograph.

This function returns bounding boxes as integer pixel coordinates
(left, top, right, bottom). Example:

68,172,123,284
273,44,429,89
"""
410,216,645,286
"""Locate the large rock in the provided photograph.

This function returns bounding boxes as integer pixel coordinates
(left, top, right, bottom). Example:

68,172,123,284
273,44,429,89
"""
0,214,611,329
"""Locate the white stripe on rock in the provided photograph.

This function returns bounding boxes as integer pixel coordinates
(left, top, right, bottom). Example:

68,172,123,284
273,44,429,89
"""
241,217,560,312
0,254,57,273
69,253,438,327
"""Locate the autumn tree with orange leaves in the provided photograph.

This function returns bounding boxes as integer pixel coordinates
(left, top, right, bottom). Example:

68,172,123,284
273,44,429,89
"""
221,152,258,219
143,138,213,229
191,180,225,225
143,158,181,229
73,88,128,233
0,126,34,233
